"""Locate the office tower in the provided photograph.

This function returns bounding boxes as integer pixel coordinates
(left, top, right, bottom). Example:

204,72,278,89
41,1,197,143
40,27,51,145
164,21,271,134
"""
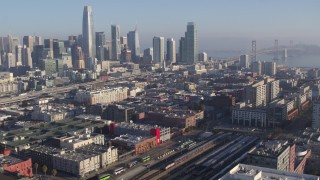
53,40,66,58
95,32,105,61
69,36,78,42
264,61,277,76
23,36,34,52
127,29,141,61
82,5,96,58
166,38,176,64
240,54,249,68
121,46,132,63
74,46,85,69
22,45,32,68
15,45,22,66
34,36,42,45
6,34,13,53
68,36,78,47
5,53,15,69
198,52,208,62
0,37,6,52
77,34,83,46
95,32,105,47
186,22,198,64
111,25,121,60
96,46,105,61
32,45,44,67
60,53,73,68
312,100,320,128
11,36,20,55
252,61,262,75
245,81,267,107
153,37,164,66
266,80,280,103
178,37,187,64
143,48,153,63
120,36,127,47
44,39,54,49
105,41,112,59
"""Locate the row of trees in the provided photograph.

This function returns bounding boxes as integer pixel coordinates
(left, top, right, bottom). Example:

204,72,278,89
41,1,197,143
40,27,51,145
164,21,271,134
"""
33,163,57,177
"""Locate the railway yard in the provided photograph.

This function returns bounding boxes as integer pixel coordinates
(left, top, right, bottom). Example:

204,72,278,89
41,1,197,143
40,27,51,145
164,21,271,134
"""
106,131,260,180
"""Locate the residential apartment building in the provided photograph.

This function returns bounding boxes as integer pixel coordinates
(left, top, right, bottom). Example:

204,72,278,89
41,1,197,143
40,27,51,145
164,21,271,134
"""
74,87,128,105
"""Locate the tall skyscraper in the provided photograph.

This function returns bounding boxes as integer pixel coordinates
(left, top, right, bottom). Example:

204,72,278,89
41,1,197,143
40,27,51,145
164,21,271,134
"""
178,37,186,64
166,38,176,64
53,40,66,58
240,54,249,68
127,29,141,61
105,41,112,59
82,5,96,58
23,36,34,52
111,25,120,60
34,36,42,46
120,36,127,47
153,37,165,66
32,45,44,68
143,48,153,63
74,46,85,69
5,53,15,69
95,32,105,61
44,39,54,49
95,32,105,47
264,61,277,76
15,45,22,66
252,61,262,75
186,22,198,64
22,45,32,68
11,36,20,53
198,52,208,62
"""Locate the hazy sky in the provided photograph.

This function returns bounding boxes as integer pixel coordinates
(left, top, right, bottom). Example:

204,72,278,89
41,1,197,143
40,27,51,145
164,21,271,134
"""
1,0,319,53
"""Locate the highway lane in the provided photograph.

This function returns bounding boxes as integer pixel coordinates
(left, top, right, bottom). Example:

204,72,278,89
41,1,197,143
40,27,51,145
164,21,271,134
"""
0,72,154,105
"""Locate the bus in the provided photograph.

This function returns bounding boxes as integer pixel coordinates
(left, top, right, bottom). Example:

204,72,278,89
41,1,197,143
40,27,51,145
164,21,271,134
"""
140,155,151,163
127,160,139,168
98,174,111,180
113,167,126,175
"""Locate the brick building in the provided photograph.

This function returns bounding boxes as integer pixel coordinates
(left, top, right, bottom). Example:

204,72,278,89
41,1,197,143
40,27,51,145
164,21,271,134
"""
0,149,33,178
111,134,157,154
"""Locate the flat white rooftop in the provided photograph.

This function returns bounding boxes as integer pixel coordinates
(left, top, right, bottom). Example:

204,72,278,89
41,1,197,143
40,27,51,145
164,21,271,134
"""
220,163,319,180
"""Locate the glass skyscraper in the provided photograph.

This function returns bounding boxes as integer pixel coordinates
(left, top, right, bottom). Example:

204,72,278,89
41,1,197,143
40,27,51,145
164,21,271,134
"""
166,38,176,64
82,6,96,59
127,29,141,61
186,22,198,64
111,25,121,60
153,36,165,67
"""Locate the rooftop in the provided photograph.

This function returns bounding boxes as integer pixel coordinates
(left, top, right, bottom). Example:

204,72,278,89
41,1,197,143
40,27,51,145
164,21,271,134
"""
0,154,24,166
249,140,289,158
221,163,319,180
112,134,152,145
114,122,167,131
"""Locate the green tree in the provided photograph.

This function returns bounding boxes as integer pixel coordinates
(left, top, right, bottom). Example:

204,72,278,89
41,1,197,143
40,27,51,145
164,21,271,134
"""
51,169,57,177
34,163,39,174
42,165,47,175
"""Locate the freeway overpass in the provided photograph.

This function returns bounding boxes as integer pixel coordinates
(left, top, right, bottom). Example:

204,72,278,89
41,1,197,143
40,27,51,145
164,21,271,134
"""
0,72,154,106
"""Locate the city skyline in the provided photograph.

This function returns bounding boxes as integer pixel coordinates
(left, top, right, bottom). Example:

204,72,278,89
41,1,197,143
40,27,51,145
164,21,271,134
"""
1,2,320,179
0,0,319,52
